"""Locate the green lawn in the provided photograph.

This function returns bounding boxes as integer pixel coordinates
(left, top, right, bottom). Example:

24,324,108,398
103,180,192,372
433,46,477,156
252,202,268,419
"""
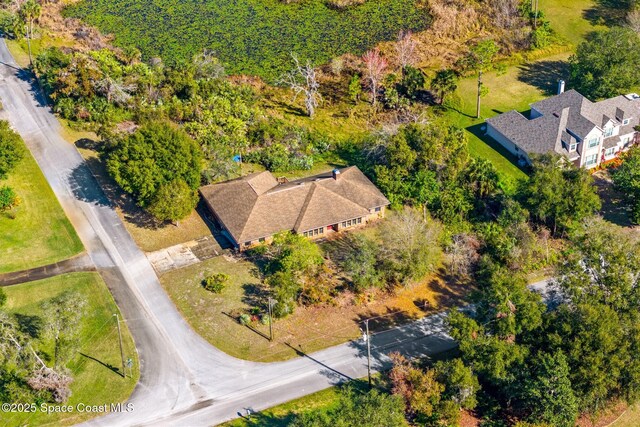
2,272,139,426
159,256,366,362
544,0,607,44
223,385,341,427
0,140,83,273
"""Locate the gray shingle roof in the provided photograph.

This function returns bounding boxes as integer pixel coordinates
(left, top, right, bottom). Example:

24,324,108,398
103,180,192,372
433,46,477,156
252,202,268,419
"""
487,89,640,158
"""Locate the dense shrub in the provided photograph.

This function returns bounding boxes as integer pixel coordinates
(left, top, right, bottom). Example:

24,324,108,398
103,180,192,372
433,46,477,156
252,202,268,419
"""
0,120,23,180
202,273,229,294
105,121,202,208
65,0,431,80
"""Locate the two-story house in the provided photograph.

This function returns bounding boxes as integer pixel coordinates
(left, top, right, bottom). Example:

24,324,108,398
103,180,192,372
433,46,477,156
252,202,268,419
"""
485,87,640,169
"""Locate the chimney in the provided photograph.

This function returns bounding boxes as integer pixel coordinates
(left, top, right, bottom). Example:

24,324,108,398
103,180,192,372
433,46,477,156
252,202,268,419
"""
558,80,565,95
332,169,341,180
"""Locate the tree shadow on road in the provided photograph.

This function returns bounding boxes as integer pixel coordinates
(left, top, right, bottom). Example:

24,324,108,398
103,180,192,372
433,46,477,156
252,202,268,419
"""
285,342,353,385
68,163,113,208
72,140,161,230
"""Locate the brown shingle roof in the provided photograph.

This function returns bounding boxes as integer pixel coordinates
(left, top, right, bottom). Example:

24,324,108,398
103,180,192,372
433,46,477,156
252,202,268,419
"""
200,166,389,245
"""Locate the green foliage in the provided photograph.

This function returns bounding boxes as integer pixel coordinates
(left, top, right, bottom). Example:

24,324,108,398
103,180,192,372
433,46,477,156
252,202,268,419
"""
348,74,363,103
612,147,640,223
434,358,480,411
521,351,578,427
0,120,24,180
238,313,251,325
292,387,408,427
520,154,600,235
399,66,425,100
430,69,458,105
0,289,5,308
244,121,331,173
0,186,19,212
105,121,202,207
40,291,87,368
388,352,478,425
202,273,229,294
263,232,324,317
147,180,199,222
326,233,381,292
569,27,640,100
560,217,640,315
65,0,430,81
379,208,443,285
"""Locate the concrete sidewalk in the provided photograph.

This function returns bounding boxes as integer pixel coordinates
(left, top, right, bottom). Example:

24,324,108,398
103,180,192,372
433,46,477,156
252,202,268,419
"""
0,253,95,286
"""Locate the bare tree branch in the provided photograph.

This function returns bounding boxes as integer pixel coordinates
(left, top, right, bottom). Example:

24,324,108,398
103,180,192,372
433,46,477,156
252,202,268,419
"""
279,54,322,117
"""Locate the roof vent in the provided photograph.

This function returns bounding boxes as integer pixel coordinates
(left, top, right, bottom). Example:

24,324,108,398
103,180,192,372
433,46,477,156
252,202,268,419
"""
332,169,341,180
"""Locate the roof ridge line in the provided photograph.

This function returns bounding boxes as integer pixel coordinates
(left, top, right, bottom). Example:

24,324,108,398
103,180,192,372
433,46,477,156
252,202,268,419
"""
293,182,317,232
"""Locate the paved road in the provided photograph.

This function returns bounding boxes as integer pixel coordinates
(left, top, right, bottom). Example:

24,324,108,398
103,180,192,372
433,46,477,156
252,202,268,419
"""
0,253,95,286
0,40,460,426
0,40,550,426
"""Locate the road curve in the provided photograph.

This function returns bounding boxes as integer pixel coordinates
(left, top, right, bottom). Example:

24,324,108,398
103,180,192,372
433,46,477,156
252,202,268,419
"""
0,40,457,427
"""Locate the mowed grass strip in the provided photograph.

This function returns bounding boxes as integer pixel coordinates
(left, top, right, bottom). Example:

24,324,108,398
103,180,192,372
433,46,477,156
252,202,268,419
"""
0,140,83,273
222,385,342,427
2,272,139,426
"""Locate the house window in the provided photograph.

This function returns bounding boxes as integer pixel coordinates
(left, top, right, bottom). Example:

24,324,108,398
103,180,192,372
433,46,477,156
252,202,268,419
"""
588,137,600,148
244,241,252,246
314,229,319,236
585,154,598,166
374,207,381,212
319,227,324,234
605,147,616,157
623,119,630,125
604,127,614,138
303,231,308,237
342,222,346,227
356,218,362,224
569,142,577,152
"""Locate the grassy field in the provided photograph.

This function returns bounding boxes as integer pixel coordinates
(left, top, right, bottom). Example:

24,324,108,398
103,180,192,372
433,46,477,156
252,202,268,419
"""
544,0,607,44
65,0,430,80
223,384,342,426
2,272,139,426
611,404,640,427
159,234,469,362
0,139,83,274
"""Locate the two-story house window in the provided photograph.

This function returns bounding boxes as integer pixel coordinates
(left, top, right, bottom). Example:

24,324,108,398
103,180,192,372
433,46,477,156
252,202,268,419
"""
588,137,600,148
585,154,598,166
605,147,616,157
569,142,577,152
604,127,614,138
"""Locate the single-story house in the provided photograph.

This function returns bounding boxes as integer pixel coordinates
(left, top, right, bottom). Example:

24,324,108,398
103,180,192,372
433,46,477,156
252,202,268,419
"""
200,166,390,249
486,87,640,169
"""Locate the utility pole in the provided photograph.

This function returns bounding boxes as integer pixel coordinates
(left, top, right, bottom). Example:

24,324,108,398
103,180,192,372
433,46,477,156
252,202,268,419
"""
268,297,274,341
114,314,125,378
363,319,372,388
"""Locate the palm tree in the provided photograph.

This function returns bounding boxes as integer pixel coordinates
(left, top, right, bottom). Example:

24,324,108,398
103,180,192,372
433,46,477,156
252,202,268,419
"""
430,69,458,105
18,0,42,67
